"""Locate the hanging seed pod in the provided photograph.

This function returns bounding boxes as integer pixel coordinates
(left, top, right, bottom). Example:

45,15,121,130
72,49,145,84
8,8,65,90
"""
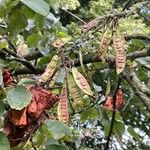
49,69,60,88
98,31,111,62
81,19,98,32
72,67,93,96
115,89,124,111
104,96,113,110
113,34,126,74
38,55,59,84
57,81,69,124
68,74,83,106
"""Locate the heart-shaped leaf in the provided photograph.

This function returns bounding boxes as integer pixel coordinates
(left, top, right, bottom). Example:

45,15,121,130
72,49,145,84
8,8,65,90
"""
6,85,32,110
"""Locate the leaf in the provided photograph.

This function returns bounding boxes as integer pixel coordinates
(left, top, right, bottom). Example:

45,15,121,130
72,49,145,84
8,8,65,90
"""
0,0,5,6
0,101,5,116
27,33,41,47
46,144,69,150
113,121,125,137
38,55,59,84
113,33,126,74
0,68,3,86
52,38,65,48
0,39,8,49
0,86,6,99
44,120,71,140
6,85,32,110
72,67,93,96
80,107,99,121
8,8,28,35
10,108,27,127
58,81,69,124
18,78,36,85
68,74,83,106
0,132,10,150
105,77,111,97
127,126,141,141
20,0,49,16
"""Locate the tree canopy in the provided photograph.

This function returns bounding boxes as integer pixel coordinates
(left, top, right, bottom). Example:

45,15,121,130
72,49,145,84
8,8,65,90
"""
0,0,150,149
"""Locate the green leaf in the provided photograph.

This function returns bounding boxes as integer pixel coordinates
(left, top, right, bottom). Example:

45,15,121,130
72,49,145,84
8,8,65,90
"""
6,85,32,110
0,132,10,150
20,0,49,16
0,101,5,116
0,0,5,6
27,33,41,47
8,8,28,35
0,68,3,86
18,78,36,85
45,120,71,140
113,121,125,137
80,107,99,121
0,40,8,49
127,126,141,141
45,144,69,150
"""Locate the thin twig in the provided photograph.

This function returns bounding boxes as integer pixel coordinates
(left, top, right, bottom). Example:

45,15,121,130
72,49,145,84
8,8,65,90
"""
104,77,122,150
62,8,86,24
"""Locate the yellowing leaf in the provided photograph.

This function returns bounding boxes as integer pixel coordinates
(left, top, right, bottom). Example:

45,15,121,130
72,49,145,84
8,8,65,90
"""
57,81,69,124
68,74,83,107
38,55,59,84
113,34,126,74
72,67,93,96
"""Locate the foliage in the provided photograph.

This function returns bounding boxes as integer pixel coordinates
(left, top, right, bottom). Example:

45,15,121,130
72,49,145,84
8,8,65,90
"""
0,0,150,149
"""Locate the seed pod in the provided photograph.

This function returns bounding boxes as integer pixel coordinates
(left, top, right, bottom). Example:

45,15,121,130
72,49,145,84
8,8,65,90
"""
104,96,113,110
98,31,111,62
113,34,126,74
38,55,59,84
57,81,69,124
115,89,124,111
81,19,98,32
49,69,60,88
72,67,93,96
68,74,83,106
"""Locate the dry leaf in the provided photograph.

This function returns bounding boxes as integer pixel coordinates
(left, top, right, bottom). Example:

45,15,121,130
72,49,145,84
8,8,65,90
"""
10,108,27,127
72,67,93,96
57,81,69,124
2,69,14,87
38,55,59,84
53,38,65,48
17,43,28,57
113,34,126,74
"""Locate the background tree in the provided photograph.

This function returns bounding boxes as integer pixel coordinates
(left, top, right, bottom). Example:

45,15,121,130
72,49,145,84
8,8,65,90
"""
0,0,150,149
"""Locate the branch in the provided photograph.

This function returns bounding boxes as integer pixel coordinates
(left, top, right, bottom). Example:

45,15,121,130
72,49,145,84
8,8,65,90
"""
130,71,150,96
124,34,150,41
24,51,43,61
2,48,39,73
13,47,150,75
122,70,150,109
